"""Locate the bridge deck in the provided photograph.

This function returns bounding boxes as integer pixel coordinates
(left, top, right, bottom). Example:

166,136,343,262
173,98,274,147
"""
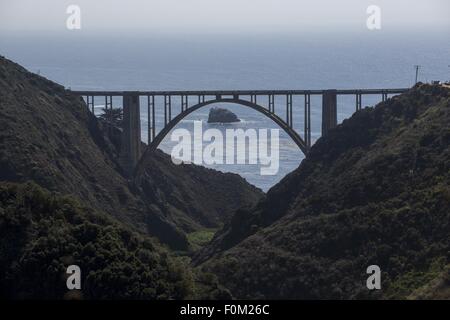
73,87,411,175
71,88,409,96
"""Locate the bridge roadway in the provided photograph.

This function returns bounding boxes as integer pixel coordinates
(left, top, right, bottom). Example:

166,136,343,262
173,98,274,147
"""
70,88,410,176
71,88,408,96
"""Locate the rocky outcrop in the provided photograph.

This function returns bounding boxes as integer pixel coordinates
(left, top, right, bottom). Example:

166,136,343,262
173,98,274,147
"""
208,107,240,123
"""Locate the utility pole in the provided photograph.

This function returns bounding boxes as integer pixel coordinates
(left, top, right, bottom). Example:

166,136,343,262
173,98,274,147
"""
414,65,421,84
448,65,450,83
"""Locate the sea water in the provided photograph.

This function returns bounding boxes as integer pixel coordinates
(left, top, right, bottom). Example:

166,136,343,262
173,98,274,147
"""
2,33,448,191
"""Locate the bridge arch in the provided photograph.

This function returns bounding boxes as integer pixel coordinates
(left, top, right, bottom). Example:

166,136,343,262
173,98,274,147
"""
146,98,308,155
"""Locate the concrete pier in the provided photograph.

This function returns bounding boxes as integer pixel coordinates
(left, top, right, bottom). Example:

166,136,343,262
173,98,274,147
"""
322,90,337,136
119,93,141,177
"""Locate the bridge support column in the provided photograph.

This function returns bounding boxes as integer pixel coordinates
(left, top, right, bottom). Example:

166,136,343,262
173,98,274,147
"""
147,95,155,143
86,95,95,114
322,90,337,136
268,94,274,113
356,92,362,111
286,94,293,128
304,93,311,149
120,93,141,177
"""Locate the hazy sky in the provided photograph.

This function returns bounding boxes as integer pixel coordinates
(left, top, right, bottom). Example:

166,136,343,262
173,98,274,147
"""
0,0,449,35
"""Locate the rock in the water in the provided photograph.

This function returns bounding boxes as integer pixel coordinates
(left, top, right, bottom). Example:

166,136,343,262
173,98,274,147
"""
208,107,240,123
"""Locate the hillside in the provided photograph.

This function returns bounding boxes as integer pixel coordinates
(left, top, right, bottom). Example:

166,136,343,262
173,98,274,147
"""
0,56,262,251
0,181,193,299
135,150,262,233
2,54,448,300
197,84,450,299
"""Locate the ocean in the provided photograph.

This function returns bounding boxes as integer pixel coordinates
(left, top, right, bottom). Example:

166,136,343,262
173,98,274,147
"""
1,32,449,191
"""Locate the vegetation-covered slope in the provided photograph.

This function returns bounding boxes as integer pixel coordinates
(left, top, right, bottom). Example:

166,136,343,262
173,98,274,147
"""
0,56,262,250
135,150,263,233
0,181,194,299
197,84,450,299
